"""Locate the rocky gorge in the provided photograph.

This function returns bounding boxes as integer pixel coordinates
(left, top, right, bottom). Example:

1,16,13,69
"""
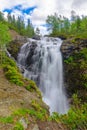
3,35,87,130
7,36,87,102
8,38,87,100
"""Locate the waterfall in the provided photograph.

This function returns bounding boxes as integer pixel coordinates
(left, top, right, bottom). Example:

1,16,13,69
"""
17,37,69,114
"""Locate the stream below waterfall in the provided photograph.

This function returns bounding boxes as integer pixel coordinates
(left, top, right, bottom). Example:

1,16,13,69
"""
17,37,69,114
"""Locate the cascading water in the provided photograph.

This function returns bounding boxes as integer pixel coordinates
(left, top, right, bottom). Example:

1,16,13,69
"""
17,37,69,114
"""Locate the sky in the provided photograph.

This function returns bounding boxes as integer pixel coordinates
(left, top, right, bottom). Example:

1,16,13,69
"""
0,0,87,34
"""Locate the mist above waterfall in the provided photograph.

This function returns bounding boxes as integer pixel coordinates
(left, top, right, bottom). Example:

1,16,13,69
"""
18,37,69,114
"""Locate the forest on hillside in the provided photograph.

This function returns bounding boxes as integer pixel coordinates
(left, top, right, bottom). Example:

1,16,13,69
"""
46,11,87,38
0,11,34,38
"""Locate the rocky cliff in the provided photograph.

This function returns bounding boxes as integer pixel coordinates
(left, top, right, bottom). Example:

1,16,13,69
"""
61,38,87,59
61,38,87,101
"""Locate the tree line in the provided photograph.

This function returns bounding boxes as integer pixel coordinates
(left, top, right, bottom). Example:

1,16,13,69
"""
46,10,87,38
0,11,35,37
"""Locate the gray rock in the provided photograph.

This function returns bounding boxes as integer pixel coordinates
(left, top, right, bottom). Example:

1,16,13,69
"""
32,124,39,130
61,38,87,59
19,117,28,129
32,35,41,40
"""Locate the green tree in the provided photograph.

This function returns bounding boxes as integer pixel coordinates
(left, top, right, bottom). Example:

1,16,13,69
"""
16,16,21,30
46,13,60,35
7,13,12,23
0,11,4,21
75,16,81,31
63,17,70,33
25,19,34,37
0,22,11,64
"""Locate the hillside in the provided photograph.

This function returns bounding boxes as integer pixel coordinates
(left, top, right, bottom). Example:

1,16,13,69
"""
0,51,68,130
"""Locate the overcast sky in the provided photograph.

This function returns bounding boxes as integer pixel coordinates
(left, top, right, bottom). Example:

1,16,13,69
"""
0,0,87,34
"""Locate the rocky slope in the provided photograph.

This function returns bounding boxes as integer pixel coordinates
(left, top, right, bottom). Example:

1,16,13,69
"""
61,38,87,59
61,38,87,101
0,67,68,130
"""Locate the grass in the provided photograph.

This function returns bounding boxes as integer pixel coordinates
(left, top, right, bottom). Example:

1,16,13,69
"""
13,122,24,130
0,116,14,124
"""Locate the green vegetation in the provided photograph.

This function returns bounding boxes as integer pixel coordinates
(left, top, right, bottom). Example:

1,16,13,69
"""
13,122,24,130
0,11,35,38
0,116,14,124
0,22,11,47
49,95,87,130
26,80,37,92
46,11,87,38
64,48,87,90
13,100,48,121
4,65,24,86
2,55,24,86
0,22,11,64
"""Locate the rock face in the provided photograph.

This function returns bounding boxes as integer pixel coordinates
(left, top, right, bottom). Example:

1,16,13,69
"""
7,38,27,60
61,38,87,59
61,38,87,99
32,35,41,40
26,42,37,67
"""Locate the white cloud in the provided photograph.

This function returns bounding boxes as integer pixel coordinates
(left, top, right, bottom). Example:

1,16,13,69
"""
0,0,87,34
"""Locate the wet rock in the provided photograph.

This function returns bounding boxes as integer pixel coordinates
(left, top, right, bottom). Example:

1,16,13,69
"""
7,38,27,60
32,35,41,40
26,43,37,67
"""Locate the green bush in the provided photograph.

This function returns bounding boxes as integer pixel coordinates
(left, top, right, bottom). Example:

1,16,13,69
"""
61,103,87,130
3,65,24,86
64,56,74,64
48,112,60,122
26,80,37,92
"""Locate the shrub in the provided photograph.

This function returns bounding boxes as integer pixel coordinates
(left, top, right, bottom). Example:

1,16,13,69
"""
64,56,74,64
3,65,24,86
48,112,60,122
26,80,37,92
13,109,28,117
61,103,87,130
